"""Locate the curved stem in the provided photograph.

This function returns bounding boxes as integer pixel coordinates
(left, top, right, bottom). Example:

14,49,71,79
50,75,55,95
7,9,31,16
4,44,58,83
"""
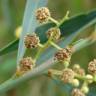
49,17,59,26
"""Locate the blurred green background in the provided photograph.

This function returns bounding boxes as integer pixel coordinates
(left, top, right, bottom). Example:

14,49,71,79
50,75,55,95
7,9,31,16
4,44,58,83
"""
0,0,96,96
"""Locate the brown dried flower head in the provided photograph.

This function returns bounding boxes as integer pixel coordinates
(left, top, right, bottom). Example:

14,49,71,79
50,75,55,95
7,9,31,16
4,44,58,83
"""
46,27,61,40
36,7,50,23
88,59,96,75
61,68,75,83
19,57,35,72
54,46,72,62
24,34,40,48
71,88,85,96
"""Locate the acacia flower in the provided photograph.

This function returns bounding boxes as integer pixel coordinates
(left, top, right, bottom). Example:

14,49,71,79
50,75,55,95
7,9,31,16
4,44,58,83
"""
54,46,72,62
24,34,40,48
61,68,75,83
19,57,35,72
36,7,50,23
46,27,61,40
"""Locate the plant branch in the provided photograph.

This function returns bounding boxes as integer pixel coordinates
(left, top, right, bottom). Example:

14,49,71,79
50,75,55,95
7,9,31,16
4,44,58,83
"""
0,36,95,93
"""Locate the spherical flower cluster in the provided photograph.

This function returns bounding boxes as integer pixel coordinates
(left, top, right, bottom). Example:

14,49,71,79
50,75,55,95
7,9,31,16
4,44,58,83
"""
46,27,61,40
61,68,75,83
71,88,85,96
24,34,40,48
54,46,72,62
19,57,35,72
88,59,96,75
36,7,50,23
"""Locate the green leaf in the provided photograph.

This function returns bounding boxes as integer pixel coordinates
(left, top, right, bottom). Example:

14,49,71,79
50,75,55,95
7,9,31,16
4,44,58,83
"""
0,10,96,57
0,39,19,56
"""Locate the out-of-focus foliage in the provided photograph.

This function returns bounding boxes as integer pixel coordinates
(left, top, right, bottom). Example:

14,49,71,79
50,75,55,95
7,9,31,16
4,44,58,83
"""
0,0,96,96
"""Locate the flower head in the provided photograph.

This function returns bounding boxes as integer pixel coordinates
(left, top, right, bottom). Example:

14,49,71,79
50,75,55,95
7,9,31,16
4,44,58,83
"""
24,34,40,48
54,46,72,62
61,68,75,83
19,57,35,72
46,27,61,40
36,7,50,23
88,59,96,75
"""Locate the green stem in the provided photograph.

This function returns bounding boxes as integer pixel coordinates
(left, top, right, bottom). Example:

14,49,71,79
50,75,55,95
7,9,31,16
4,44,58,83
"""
35,39,51,61
49,41,62,50
38,43,44,48
49,69,62,75
58,11,70,27
49,17,59,26
75,74,93,82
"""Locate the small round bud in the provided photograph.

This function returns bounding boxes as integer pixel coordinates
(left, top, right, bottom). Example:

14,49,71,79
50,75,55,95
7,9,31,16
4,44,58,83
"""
88,59,96,75
48,69,53,77
36,7,50,23
54,46,72,62
61,68,75,83
71,79,80,87
73,64,80,70
81,86,89,94
71,88,85,96
46,27,61,40
85,74,93,83
24,34,40,48
19,57,35,72
15,26,22,38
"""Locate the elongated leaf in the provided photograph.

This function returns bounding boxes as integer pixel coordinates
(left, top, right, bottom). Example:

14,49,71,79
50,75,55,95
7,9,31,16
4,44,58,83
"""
17,0,48,64
0,39,19,56
0,11,96,56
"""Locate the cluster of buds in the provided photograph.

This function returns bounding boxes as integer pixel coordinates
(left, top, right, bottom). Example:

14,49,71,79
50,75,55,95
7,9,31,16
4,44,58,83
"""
54,46,73,63
36,7,51,23
24,34,40,48
88,59,96,75
15,6,96,95
73,64,85,76
61,68,75,83
46,27,61,41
